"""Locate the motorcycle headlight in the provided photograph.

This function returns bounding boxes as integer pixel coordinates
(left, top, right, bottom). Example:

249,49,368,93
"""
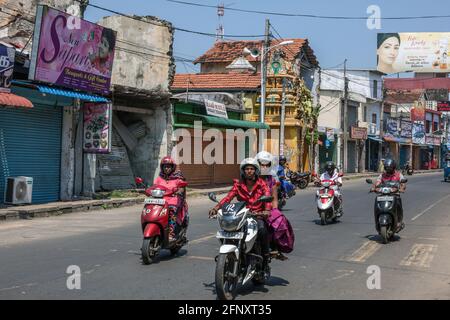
377,201,393,211
151,189,165,198
218,212,244,232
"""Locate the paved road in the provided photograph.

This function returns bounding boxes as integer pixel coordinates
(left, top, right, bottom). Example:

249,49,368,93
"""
1,172,449,300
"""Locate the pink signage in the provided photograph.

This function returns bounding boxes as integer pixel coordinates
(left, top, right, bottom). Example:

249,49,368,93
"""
29,5,116,95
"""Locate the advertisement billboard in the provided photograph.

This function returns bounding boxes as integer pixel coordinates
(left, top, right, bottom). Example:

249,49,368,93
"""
400,120,412,138
437,101,450,112
377,33,450,74
0,43,15,92
83,102,112,153
411,100,426,122
29,5,116,95
350,126,367,140
412,122,426,145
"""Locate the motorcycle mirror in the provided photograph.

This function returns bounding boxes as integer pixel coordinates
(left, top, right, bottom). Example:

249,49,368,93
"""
366,179,373,184
135,177,144,185
401,178,408,184
208,192,218,203
256,196,273,203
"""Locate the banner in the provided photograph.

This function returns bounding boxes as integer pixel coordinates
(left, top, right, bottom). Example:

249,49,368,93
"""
437,101,450,112
377,33,450,74
412,122,425,145
350,126,367,140
326,128,335,142
204,99,228,119
83,102,112,153
29,5,116,95
400,120,412,138
0,43,15,92
411,100,426,122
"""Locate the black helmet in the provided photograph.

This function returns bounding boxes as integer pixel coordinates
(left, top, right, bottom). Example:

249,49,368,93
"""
325,161,335,175
384,158,396,174
279,155,287,164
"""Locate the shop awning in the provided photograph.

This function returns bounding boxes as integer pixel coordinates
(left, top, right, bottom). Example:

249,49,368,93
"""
177,112,270,129
368,136,383,142
37,86,109,102
0,91,33,108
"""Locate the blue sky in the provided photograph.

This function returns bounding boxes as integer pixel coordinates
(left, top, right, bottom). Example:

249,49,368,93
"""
84,0,450,73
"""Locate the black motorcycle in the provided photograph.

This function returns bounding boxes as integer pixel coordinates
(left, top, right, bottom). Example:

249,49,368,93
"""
366,178,407,244
401,163,414,176
287,170,311,189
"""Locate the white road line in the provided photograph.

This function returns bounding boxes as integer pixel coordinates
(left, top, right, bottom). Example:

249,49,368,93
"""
343,241,382,263
189,233,216,244
411,193,450,221
400,244,437,268
186,255,215,261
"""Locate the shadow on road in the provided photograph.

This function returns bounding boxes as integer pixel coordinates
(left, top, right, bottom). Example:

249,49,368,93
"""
366,234,401,243
313,219,342,226
239,276,290,297
139,249,188,265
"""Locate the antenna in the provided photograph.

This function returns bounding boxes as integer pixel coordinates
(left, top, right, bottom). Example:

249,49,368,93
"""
216,2,225,41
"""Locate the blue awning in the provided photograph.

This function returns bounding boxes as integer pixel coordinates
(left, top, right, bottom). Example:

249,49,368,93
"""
37,86,109,102
368,136,383,142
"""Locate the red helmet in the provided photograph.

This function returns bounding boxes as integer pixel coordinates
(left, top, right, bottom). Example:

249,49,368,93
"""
160,156,176,172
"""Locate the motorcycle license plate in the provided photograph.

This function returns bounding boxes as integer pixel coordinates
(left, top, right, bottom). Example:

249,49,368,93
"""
216,231,244,239
144,198,165,205
377,196,394,202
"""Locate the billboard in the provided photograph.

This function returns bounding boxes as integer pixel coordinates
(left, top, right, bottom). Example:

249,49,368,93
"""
412,122,425,145
350,126,367,140
411,100,426,122
29,5,116,95
0,43,15,92
377,33,450,74
437,101,450,112
83,102,112,153
400,120,412,138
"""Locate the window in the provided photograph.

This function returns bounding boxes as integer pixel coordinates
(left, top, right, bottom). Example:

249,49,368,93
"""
373,80,378,98
426,120,432,134
372,113,377,124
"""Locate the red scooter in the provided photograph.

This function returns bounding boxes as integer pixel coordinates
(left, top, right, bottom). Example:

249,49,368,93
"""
136,178,189,265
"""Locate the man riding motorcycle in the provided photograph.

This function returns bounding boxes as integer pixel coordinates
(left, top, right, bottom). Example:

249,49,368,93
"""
154,156,187,242
317,161,343,217
277,155,295,197
372,158,406,231
209,158,272,277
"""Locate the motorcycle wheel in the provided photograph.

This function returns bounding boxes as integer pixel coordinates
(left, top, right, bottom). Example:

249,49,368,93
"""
320,211,327,225
407,169,413,175
215,253,239,300
380,226,389,244
298,179,308,189
141,236,160,265
278,199,286,210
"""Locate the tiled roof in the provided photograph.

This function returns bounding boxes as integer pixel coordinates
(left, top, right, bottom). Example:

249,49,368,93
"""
384,78,450,90
0,92,33,108
193,39,318,66
171,73,261,91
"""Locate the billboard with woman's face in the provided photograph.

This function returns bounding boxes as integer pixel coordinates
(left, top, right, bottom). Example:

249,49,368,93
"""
377,33,450,74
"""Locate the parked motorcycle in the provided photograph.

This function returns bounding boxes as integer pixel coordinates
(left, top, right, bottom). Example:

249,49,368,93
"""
287,170,311,189
401,163,414,176
366,178,407,244
315,178,342,225
208,192,273,300
137,177,189,264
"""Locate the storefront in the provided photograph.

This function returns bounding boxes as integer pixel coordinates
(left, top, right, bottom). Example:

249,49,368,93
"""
318,127,338,171
173,100,269,187
366,136,382,172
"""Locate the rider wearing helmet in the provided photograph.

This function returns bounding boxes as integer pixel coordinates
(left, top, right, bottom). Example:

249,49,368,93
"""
154,156,187,242
374,158,406,231
256,151,279,209
318,161,343,216
209,158,272,276
277,155,295,197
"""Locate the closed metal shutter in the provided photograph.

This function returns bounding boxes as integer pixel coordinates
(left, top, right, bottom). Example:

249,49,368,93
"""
0,103,62,204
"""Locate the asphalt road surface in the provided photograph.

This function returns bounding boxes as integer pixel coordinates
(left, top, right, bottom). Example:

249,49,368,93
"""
1,172,449,300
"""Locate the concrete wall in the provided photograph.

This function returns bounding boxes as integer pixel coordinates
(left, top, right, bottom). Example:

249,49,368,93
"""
0,0,86,52
318,90,342,130
97,15,175,94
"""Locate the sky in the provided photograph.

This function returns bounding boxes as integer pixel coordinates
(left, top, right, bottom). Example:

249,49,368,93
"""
83,0,450,74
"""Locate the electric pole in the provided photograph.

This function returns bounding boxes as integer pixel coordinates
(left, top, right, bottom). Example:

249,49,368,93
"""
258,18,270,152
379,81,385,172
279,77,287,156
343,59,349,173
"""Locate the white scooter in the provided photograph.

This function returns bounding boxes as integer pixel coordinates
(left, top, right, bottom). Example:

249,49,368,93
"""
315,175,343,225
208,192,273,300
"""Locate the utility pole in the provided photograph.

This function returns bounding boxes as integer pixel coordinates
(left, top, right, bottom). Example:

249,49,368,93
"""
279,77,287,155
258,18,270,152
379,81,385,172
343,59,349,173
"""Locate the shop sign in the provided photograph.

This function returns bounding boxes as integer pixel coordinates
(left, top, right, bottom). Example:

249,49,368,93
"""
350,126,367,140
326,128,335,141
437,101,450,112
204,99,228,119
83,102,112,153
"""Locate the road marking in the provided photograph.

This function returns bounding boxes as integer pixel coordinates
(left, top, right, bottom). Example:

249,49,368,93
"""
186,255,215,261
411,194,450,221
343,241,382,263
400,244,437,268
327,270,355,281
189,233,216,245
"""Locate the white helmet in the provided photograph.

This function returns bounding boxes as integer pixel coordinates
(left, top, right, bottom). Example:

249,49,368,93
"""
240,158,260,179
256,151,274,176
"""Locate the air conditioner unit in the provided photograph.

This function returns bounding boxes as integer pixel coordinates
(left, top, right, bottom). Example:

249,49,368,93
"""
4,177,33,205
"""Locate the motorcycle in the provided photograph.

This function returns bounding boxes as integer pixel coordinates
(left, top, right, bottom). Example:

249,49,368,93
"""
287,170,311,189
366,178,407,244
401,163,414,176
137,177,189,264
315,178,342,225
208,192,273,300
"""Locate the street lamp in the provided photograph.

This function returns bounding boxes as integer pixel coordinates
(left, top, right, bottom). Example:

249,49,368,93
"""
244,40,294,152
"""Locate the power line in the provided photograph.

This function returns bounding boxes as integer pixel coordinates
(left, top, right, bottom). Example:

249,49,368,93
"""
167,0,450,21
